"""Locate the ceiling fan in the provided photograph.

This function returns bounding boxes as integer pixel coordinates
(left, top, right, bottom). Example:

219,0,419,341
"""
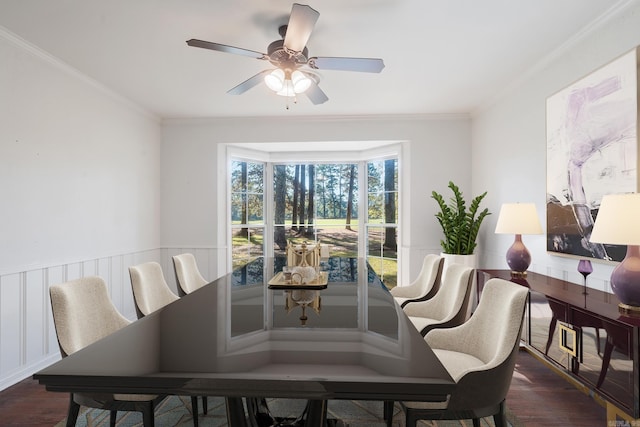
186,3,385,105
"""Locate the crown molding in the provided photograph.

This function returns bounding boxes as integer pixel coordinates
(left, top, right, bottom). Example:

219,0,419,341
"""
0,25,159,123
162,112,470,126
473,0,636,116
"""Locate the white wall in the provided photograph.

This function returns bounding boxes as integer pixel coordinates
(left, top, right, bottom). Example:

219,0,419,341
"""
0,30,162,389
472,3,640,291
161,115,472,283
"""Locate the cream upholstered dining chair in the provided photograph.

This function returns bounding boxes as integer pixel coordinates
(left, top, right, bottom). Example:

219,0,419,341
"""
390,278,529,427
128,261,207,423
49,276,165,427
389,254,444,307
172,253,208,297
128,261,179,318
402,263,474,336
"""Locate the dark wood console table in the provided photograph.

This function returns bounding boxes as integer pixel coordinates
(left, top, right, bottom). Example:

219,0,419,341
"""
478,269,640,419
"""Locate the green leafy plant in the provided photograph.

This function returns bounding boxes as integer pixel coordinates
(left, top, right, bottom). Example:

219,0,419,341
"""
431,181,491,255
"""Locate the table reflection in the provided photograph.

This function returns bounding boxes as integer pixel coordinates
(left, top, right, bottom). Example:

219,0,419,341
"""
228,257,396,337
283,289,321,326
157,257,417,375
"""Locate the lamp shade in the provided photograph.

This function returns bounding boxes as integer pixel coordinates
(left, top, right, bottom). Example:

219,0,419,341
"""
590,193,640,245
495,203,543,235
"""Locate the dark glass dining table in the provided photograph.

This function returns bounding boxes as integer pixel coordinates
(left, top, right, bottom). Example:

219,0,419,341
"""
34,257,454,426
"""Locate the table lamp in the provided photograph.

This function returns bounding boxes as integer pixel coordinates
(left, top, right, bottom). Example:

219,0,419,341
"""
495,203,543,278
589,193,640,315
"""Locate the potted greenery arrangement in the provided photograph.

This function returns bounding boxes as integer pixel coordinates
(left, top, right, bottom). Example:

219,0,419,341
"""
431,181,491,256
431,181,490,315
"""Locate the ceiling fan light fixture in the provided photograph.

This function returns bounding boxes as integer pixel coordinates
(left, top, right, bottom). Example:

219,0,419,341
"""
269,69,310,97
187,3,385,105
264,68,285,92
291,70,311,93
276,79,296,97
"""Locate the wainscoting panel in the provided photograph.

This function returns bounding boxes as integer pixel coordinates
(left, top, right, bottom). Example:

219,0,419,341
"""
24,269,46,368
0,248,170,392
0,272,21,383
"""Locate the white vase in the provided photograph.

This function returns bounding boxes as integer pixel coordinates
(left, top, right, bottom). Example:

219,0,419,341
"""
440,252,478,317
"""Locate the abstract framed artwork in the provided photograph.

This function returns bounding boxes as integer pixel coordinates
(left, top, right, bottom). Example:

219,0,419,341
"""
546,46,639,261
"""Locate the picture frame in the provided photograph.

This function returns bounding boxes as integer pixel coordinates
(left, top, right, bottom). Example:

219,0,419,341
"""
546,46,639,262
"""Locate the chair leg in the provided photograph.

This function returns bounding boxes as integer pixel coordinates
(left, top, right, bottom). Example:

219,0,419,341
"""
404,408,419,427
141,401,155,427
110,410,117,427
226,397,249,427
383,401,394,427
493,400,507,427
202,396,208,414
191,396,199,427
305,400,327,427
66,394,81,427
472,419,481,427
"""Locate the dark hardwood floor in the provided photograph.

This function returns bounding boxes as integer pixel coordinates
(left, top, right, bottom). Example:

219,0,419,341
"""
0,349,606,426
508,350,607,426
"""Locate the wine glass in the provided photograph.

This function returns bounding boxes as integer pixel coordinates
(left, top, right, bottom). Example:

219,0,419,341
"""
577,259,593,295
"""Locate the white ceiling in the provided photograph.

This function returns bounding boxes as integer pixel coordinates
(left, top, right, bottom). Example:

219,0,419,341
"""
0,1,630,120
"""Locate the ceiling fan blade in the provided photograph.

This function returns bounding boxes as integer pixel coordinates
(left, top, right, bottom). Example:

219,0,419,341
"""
227,70,272,95
283,3,319,53
309,57,385,73
186,39,267,60
305,80,329,105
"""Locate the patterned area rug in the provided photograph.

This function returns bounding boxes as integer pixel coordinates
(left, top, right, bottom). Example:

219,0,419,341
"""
56,396,522,427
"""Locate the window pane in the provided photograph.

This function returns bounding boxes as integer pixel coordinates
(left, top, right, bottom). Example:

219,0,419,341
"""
247,163,264,193
232,227,264,270
366,156,398,290
368,193,384,222
231,159,264,269
384,192,398,224
231,160,246,192
272,226,316,258
273,163,358,259
248,194,264,222
367,226,384,257
367,161,384,193
382,227,398,258
367,224,398,289
367,255,398,289
231,193,246,225
385,158,398,191
317,224,358,258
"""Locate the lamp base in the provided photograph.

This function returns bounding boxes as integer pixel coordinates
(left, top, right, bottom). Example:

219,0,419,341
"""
619,302,640,317
610,245,640,310
506,234,531,278
510,270,528,278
